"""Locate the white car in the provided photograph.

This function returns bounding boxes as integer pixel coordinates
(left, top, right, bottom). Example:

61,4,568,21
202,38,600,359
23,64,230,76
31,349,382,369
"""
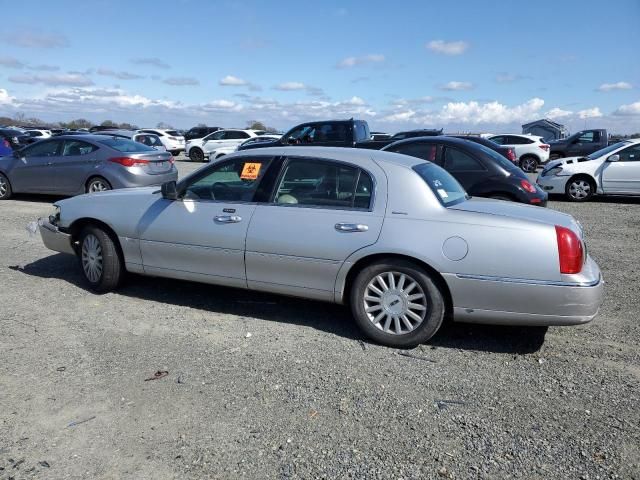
25,129,52,140
138,129,185,155
485,134,550,173
201,129,261,161
537,139,640,201
207,135,282,162
185,131,224,162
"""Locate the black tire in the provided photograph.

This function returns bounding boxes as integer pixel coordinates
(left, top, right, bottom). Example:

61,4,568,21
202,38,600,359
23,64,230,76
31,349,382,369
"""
520,155,539,173
189,148,204,162
0,173,13,200
170,150,181,157
86,177,112,193
78,225,123,292
350,259,445,348
564,175,595,202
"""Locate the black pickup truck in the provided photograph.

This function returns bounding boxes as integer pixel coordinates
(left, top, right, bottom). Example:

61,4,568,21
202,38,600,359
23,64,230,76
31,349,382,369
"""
548,129,608,159
237,119,441,151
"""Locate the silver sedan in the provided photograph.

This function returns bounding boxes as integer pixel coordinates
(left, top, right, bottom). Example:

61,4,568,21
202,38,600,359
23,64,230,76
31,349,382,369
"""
38,147,603,347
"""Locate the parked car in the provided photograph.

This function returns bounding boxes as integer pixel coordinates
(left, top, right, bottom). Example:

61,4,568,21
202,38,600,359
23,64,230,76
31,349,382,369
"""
371,131,392,141
537,138,640,201
201,129,261,160
37,147,602,347
547,129,608,160
89,125,122,133
238,119,383,151
0,128,31,149
0,137,13,157
25,129,53,142
0,135,177,199
390,129,443,141
184,126,221,141
383,137,547,205
93,130,167,151
485,134,550,173
138,129,185,156
52,130,91,137
185,130,227,162
448,135,517,164
207,135,282,162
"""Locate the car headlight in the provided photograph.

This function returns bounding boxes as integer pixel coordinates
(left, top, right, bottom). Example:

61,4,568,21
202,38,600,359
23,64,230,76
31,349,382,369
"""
544,166,563,177
49,205,61,225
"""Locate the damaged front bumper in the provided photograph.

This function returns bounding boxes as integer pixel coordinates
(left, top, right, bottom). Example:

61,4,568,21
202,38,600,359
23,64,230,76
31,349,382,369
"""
39,218,76,255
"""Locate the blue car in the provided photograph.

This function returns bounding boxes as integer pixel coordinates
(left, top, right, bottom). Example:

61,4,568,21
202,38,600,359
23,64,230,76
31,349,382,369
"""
0,137,13,157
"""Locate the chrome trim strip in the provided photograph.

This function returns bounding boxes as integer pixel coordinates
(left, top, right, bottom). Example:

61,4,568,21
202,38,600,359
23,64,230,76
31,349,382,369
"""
455,273,601,288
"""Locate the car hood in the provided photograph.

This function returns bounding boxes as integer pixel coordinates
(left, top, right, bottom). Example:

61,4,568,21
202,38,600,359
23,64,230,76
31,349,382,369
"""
544,156,599,170
57,186,159,206
450,197,580,233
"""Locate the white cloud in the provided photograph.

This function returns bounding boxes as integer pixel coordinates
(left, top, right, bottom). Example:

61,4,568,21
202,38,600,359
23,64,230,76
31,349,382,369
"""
8,73,93,87
131,57,170,69
426,40,469,55
274,82,305,91
440,81,474,91
613,101,640,116
0,88,15,105
495,73,526,83
336,54,385,68
163,77,199,86
219,75,248,86
597,81,633,92
97,68,144,80
3,29,69,48
545,107,573,119
577,107,603,119
382,110,417,122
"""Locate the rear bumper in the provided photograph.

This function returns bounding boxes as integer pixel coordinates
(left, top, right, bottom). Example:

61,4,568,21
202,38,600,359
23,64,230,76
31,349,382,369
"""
108,167,178,189
39,219,75,255
444,258,604,326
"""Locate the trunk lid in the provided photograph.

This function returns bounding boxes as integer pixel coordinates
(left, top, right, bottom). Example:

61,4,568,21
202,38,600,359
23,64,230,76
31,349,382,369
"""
129,151,174,174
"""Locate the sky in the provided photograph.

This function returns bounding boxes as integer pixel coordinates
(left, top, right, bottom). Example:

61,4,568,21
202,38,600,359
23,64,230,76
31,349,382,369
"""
1,0,639,134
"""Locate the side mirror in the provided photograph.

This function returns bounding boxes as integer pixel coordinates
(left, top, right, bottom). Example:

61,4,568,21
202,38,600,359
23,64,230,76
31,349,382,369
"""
607,154,620,162
161,181,179,200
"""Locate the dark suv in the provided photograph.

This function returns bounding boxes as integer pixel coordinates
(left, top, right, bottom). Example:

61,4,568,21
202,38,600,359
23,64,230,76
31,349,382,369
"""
184,126,221,141
383,136,547,206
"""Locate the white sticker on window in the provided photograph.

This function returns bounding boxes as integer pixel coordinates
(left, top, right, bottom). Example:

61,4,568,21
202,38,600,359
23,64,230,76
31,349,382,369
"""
437,188,449,198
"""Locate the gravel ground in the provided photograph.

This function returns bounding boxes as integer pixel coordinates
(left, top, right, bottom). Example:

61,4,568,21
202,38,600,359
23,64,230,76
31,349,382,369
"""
1,158,639,479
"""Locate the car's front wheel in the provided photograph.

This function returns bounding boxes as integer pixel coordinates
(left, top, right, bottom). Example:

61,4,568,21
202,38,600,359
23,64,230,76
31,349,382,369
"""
520,155,539,173
565,176,595,202
0,173,13,200
189,148,204,162
350,260,445,348
79,226,124,292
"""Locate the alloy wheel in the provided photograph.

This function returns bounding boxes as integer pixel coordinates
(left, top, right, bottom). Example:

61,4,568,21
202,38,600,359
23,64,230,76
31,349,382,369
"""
363,271,428,335
568,179,592,200
88,179,109,193
0,176,7,197
521,157,537,172
81,234,103,283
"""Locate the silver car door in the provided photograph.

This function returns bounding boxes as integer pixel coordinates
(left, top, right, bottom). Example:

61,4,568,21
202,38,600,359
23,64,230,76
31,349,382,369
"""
9,140,62,192
138,156,274,288
245,156,386,301
53,140,100,194
601,144,640,193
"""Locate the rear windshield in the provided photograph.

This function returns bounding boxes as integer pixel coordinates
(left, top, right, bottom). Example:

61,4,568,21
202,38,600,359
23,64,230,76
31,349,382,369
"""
413,163,468,207
473,143,521,172
96,137,156,153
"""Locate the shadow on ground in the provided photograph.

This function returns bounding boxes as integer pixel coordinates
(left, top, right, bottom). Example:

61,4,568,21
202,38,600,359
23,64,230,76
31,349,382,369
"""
11,253,547,354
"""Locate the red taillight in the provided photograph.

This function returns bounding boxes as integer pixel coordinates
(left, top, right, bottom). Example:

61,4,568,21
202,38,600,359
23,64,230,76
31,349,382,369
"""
530,198,541,204
108,157,150,167
555,226,584,274
169,155,175,164
507,148,516,162
520,179,537,193
539,144,550,151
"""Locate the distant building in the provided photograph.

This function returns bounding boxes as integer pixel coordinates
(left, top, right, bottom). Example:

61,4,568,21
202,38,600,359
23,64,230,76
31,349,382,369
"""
522,119,568,141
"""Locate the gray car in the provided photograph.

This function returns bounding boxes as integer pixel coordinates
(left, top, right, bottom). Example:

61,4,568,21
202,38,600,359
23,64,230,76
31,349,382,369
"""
0,134,177,199
37,147,604,347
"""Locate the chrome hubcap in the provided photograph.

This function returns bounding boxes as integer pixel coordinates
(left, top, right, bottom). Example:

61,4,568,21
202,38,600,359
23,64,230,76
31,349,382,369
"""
89,180,108,193
569,180,591,199
0,177,7,196
364,271,427,335
81,234,103,283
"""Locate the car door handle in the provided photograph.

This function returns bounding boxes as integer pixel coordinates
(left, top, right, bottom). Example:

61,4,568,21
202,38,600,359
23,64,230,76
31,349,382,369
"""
214,215,242,223
335,223,368,232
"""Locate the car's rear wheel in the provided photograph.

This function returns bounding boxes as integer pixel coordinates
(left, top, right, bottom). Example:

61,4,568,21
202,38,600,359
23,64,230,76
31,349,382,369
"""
565,176,595,202
189,148,204,162
78,226,123,292
350,260,445,348
86,177,112,193
520,155,538,173
0,173,13,200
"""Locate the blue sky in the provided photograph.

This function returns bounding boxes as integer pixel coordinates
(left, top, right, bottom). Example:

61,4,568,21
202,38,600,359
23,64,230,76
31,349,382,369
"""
1,0,639,133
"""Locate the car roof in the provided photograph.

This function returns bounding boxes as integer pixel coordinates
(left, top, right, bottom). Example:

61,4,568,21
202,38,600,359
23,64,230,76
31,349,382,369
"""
383,135,480,150
233,145,425,169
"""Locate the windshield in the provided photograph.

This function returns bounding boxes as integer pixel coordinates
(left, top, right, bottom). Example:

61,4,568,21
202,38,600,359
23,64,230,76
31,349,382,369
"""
587,141,630,160
96,137,156,153
413,162,469,207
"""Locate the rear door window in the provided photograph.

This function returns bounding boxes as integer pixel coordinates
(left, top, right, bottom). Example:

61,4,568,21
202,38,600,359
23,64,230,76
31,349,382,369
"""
443,148,486,172
23,140,61,157
62,140,98,156
390,142,439,162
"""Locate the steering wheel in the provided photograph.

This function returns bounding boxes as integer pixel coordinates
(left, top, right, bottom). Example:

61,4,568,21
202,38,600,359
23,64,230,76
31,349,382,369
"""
210,182,229,200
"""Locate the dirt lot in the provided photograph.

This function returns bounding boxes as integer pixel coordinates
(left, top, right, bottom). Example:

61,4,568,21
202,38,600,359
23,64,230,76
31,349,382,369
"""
1,158,639,479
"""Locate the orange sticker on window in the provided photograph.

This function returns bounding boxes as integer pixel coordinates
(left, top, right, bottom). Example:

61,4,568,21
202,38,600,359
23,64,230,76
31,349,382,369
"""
240,162,261,180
